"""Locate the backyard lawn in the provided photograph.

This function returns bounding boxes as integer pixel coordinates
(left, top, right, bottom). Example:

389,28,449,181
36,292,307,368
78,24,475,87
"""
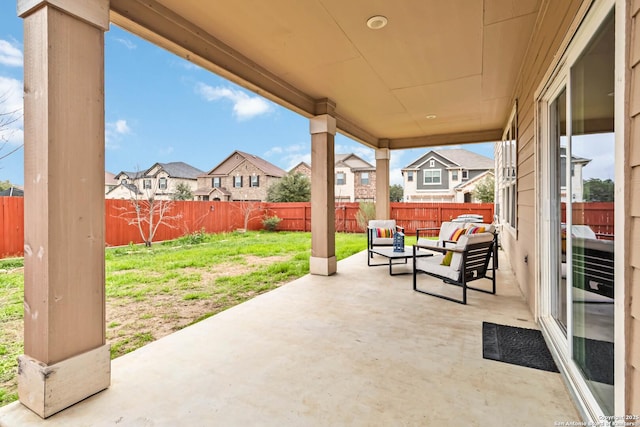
0,230,380,407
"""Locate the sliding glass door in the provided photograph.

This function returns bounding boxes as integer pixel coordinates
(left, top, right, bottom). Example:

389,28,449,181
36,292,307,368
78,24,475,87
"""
540,4,614,417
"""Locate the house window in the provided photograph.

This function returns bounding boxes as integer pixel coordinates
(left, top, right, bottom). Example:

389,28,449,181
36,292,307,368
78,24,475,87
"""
122,179,127,184
452,171,458,181
429,160,435,167
212,177,220,188
498,103,517,229
143,179,151,189
461,170,468,180
250,175,259,187
361,172,369,185
423,170,441,185
234,176,243,188
407,171,414,182
159,177,167,190
336,172,346,185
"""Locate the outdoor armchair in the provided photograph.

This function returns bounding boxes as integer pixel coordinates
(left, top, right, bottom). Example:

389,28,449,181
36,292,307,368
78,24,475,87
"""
412,231,496,305
367,220,405,267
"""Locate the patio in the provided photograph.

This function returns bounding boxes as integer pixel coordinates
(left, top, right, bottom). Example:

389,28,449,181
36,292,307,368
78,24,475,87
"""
0,249,579,426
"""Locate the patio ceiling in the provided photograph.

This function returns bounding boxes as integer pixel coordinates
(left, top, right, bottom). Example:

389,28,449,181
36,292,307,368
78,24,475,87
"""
109,0,540,149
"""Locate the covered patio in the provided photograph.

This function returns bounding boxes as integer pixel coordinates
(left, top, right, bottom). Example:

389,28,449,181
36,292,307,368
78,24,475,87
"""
7,0,635,422
0,251,579,426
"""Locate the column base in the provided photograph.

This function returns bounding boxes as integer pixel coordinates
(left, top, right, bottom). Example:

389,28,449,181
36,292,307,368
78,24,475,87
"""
18,344,111,418
310,256,337,276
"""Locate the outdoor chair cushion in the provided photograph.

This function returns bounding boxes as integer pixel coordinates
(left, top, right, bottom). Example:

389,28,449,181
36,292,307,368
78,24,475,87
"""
368,220,398,245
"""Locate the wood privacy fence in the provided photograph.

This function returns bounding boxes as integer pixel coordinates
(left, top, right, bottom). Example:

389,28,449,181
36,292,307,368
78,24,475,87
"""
0,197,610,258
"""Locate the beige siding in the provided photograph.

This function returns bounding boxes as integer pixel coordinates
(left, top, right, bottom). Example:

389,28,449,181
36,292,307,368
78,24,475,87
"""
630,1,640,414
505,0,584,306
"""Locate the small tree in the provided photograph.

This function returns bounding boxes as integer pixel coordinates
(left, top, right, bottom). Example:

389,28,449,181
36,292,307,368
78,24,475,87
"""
472,175,495,203
172,182,194,200
583,178,614,202
235,199,262,231
266,172,311,202
0,179,13,191
114,177,183,247
355,201,376,231
390,184,403,202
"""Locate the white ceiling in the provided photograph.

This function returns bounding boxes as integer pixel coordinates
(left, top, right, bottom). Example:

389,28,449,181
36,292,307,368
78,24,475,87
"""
110,0,541,149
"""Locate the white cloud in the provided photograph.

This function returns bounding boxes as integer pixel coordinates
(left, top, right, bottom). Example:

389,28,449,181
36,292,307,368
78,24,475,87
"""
159,146,174,156
196,83,273,121
114,119,131,134
0,76,24,147
0,40,23,67
264,146,283,156
106,119,132,150
115,38,136,50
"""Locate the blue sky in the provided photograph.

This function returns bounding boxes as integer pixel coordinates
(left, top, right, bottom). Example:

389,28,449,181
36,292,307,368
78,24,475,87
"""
0,3,495,187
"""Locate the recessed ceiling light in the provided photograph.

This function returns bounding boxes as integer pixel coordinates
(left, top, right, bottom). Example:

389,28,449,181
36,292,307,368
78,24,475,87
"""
366,15,388,30
425,114,437,119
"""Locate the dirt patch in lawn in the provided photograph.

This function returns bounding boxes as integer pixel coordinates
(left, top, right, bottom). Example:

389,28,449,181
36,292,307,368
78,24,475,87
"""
105,254,290,357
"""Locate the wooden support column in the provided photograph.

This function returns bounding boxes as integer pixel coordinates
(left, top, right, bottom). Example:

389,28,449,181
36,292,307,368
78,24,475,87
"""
18,0,110,418
375,148,391,219
309,113,337,276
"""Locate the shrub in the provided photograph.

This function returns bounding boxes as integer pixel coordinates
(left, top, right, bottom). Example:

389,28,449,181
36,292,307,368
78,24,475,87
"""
262,215,282,231
355,202,376,231
177,228,207,245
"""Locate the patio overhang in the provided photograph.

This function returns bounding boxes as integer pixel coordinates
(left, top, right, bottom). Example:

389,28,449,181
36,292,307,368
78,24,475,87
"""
108,0,538,149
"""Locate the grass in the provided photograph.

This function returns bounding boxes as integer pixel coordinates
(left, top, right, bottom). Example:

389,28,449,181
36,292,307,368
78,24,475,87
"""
0,231,369,407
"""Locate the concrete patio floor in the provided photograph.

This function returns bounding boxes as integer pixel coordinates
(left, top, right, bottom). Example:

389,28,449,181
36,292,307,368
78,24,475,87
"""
0,249,580,426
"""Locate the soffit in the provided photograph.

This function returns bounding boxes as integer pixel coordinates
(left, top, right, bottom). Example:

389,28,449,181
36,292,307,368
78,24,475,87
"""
112,0,541,148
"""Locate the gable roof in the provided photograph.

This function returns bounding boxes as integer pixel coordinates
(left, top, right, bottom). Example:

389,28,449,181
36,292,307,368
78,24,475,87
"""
115,170,145,180
106,182,143,196
146,162,204,179
404,148,494,170
205,150,286,178
335,153,374,171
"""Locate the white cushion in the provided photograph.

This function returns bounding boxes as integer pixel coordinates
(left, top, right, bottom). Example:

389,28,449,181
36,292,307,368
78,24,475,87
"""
369,220,396,229
372,237,394,245
416,238,439,248
415,255,460,281
450,232,494,272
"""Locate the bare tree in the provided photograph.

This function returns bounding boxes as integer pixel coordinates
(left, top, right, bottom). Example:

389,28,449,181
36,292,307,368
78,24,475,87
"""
0,91,23,163
114,175,183,247
234,198,262,231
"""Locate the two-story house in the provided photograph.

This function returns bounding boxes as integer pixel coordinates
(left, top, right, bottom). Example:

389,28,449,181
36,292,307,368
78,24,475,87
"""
289,153,376,203
194,150,286,201
106,162,204,200
402,148,494,203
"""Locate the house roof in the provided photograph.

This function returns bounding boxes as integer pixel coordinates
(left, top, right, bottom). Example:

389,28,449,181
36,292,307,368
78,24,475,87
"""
204,150,286,178
289,162,311,173
115,170,145,180
106,182,143,196
146,162,204,179
404,148,494,170
105,171,118,186
454,170,495,191
335,153,374,171
0,186,24,197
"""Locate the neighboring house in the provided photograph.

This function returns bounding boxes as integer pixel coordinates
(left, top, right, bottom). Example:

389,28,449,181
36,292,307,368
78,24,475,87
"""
194,150,287,201
0,186,24,197
290,154,376,203
402,149,494,203
105,171,118,194
107,162,204,200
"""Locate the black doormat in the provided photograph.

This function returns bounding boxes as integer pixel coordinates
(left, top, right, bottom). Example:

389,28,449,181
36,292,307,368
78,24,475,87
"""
573,336,614,386
482,322,559,373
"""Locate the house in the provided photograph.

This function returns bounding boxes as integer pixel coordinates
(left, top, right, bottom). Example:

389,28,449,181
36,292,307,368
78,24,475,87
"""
0,186,23,197
107,162,204,200
194,150,286,201
13,0,635,423
104,171,118,194
290,153,376,203
402,149,494,203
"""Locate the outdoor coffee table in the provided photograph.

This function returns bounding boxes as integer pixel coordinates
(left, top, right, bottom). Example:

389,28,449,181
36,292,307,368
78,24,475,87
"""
369,246,433,276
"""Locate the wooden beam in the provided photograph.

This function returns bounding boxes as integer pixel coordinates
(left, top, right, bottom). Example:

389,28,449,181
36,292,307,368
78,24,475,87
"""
389,129,503,150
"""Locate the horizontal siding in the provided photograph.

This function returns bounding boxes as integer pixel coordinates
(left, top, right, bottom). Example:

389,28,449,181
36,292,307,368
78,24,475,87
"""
630,4,640,415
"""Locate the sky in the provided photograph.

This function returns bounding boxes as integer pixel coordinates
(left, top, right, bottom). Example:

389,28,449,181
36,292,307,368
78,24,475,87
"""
0,3,499,188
